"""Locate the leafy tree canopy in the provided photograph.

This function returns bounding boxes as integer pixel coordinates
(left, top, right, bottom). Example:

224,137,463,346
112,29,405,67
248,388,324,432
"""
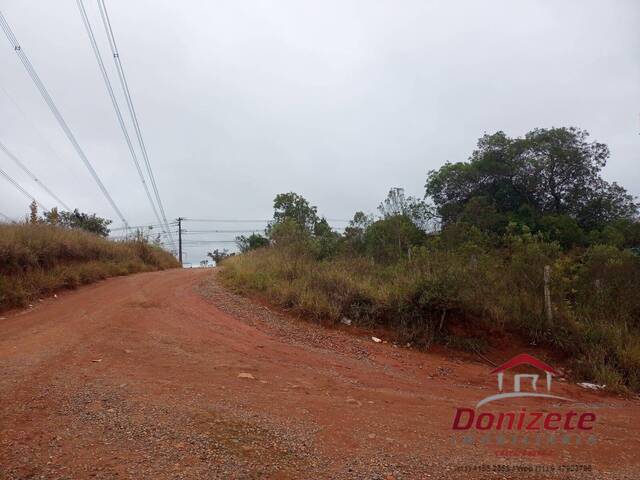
378,188,435,231
425,127,637,233
236,233,270,253
43,208,112,237
364,215,426,263
271,192,320,233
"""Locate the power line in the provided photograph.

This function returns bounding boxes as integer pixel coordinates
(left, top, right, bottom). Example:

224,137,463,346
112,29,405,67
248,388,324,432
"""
96,0,175,250
109,222,177,232
182,229,262,234
0,165,48,211
0,83,75,189
180,240,238,245
0,140,71,210
0,9,129,229
182,227,344,233
182,218,351,223
76,0,175,251
0,211,13,222
183,218,271,223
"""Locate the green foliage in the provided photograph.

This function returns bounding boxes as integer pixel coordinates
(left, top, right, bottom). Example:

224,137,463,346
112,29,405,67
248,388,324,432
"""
269,218,313,248
588,219,640,249
43,208,112,237
270,192,319,234
537,214,585,249
266,193,341,260
225,151,640,392
227,126,640,391
425,127,638,236
438,222,490,250
341,211,375,255
458,196,507,234
235,233,269,253
222,234,640,391
46,207,61,225
29,201,39,224
378,187,435,230
363,215,426,262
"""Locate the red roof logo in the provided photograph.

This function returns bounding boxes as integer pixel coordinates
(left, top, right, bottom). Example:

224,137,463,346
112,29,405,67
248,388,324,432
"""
474,353,571,408
490,353,558,375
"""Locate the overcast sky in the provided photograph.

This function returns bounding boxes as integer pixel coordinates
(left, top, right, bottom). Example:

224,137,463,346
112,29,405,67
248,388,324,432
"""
1,0,639,262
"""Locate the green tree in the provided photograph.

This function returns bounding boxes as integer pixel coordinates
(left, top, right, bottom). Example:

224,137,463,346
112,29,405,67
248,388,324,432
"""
537,214,585,249
236,233,270,253
458,196,506,234
267,192,340,258
363,215,426,262
29,201,39,224
378,187,435,230
52,209,112,237
342,211,374,253
44,207,60,225
270,192,319,233
425,127,637,232
268,218,312,248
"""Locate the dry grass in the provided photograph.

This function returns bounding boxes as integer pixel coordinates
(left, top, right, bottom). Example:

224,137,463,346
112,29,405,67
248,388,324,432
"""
220,243,640,392
0,222,179,310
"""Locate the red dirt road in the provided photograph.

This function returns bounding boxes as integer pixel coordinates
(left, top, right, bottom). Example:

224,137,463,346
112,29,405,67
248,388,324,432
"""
1,269,639,479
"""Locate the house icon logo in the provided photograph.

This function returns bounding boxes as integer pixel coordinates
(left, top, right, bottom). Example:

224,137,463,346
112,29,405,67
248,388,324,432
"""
476,353,573,408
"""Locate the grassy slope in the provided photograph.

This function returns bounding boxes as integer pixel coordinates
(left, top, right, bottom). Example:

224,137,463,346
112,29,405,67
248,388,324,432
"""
220,244,640,392
0,223,179,310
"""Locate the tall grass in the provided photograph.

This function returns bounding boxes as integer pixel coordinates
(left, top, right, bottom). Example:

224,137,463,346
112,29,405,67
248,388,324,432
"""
0,223,179,310
220,242,640,392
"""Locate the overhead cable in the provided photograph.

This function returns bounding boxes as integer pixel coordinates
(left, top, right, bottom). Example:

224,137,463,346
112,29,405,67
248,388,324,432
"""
0,9,128,229
0,139,71,210
0,165,48,211
76,0,174,249
96,0,174,248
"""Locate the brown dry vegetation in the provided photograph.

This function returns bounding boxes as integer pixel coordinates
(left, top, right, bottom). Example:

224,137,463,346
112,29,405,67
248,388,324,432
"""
220,240,640,393
0,222,179,310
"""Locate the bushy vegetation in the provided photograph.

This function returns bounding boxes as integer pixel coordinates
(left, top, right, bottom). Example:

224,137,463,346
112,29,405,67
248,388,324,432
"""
42,205,113,237
220,127,640,392
0,222,179,310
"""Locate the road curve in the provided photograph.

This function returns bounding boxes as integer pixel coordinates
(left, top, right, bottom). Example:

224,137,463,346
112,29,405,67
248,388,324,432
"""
0,269,638,479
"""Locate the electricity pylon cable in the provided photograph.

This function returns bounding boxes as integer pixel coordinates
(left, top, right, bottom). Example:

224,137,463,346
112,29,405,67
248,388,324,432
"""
96,0,174,249
0,139,71,210
0,9,128,230
76,0,174,249
0,83,74,186
0,165,48,212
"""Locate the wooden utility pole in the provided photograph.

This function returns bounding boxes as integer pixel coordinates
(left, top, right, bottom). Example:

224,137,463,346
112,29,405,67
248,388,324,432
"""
544,265,553,324
177,217,183,266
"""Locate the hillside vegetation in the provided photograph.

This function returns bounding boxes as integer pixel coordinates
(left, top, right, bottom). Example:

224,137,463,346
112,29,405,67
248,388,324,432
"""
0,222,179,310
221,127,640,392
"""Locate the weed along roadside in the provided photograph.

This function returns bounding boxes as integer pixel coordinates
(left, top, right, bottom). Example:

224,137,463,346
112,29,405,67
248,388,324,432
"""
0,222,179,311
218,131,640,395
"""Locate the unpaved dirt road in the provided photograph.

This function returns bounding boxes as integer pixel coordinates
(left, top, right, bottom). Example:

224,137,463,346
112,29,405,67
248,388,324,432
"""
1,269,639,479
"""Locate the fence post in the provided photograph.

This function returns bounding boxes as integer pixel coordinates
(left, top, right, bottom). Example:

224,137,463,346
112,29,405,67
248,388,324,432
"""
544,265,553,324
